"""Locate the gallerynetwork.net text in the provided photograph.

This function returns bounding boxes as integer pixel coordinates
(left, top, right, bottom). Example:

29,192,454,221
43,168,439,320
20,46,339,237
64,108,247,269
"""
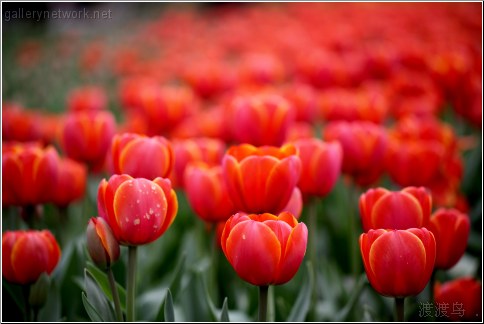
4,8,112,22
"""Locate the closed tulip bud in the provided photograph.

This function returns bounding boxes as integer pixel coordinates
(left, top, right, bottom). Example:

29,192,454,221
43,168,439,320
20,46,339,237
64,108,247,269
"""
86,217,120,270
428,208,470,270
184,163,236,223
97,174,178,246
359,186,432,232
60,111,116,171
293,138,342,198
2,230,61,285
359,228,436,297
2,143,59,206
221,212,307,286
222,143,301,214
434,278,482,321
111,133,174,180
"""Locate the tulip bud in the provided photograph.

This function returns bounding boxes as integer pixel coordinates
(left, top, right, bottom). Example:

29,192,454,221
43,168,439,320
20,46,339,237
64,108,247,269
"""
86,217,120,270
29,272,50,308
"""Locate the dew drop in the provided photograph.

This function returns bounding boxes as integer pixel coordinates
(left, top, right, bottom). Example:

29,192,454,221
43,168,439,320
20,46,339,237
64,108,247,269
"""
133,218,140,225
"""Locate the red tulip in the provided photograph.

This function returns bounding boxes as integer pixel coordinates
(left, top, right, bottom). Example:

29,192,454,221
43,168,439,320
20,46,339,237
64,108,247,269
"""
222,144,301,214
170,138,226,188
2,143,59,206
221,212,308,286
67,86,107,112
359,186,432,232
359,228,436,297
228,94,294,146
111,133,173,179
86,217,120,270
60,111,116,171
323,121,388,186
97,174,178,246
2,230,61,285
184,163,236,223
292,138,342,198
282,188,303,219
52,158,87,208
434,278,482,321
428,208,470,270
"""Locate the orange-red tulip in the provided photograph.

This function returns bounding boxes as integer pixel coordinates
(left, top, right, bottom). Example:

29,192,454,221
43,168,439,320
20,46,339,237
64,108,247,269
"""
359,228,436,297
2,143,59,206
111,133,173,180
97,174,178,246
359,186,432,232
428,208,470,270
184,163,236,223
2,230,61,285
293,138,342,198
228,94,294,146
170,138,226,188
434,278,482,321
67,86,107,112
60,111,116,171
323,121,388,186
86,217,120,270
52,158,87,208
221,212,307,286
222,144,301,214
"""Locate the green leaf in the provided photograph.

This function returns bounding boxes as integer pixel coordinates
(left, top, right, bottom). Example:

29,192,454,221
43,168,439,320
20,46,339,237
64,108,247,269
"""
220,297,230,322
166,252,186,298
198,270,219,321
287,261,314,322
83,269,116,322
334,274,368,322
86,262,126,311
164,289,175,322
82,292,103,322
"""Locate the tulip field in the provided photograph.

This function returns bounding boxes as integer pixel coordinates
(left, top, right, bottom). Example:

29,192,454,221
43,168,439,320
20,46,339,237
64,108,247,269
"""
2,2,483,322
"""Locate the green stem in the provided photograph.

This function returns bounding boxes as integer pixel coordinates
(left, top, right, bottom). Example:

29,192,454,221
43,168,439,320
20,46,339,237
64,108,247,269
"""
127,246,137,322
108,267,124,322
308,200,318,276
258,285,269,322
348,185,360,279
395,297,405,322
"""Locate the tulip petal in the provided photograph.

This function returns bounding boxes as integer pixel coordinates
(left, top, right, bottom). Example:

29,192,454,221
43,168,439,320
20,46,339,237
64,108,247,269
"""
369,230,427,297
225,221,281,286
371,192,424,230
275,222,308,285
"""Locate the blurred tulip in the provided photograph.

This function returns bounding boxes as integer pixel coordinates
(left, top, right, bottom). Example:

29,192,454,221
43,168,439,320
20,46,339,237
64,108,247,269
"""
221,212,307,286
228,94,294,146
293,138,342,198
171,138,226,188
428,208,470,270
222,143,301,214
238,53,286,86
282,187,303,219
279,83,318,123
2,230,61,285
60,111,116,171
184,163,236,223
97,174,178,246
323,121,388,186
286,122,315,141
359,186,432,232
2,143,59,206
52,158,87,208
86,217,120,270
434,277,482,321
359,228,436,297
67,86,107,112
111,133,173,180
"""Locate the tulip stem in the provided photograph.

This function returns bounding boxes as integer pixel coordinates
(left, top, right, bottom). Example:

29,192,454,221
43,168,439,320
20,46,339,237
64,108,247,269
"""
127,246,137,322
22,285,32,321
395,297,405,322
258,285,269,322
108,267,124,321
348,185,360,279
